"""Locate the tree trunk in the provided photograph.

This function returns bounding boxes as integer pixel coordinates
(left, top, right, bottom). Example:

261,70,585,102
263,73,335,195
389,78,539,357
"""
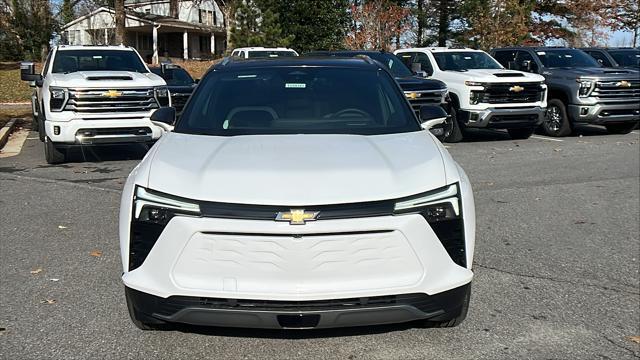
437,0,449,47
416,0,423,46
169,0,178,18
115,0,126,45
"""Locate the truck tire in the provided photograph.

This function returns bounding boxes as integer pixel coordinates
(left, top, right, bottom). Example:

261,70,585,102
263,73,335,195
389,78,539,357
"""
443,106,464,143
508,127,535,140
605,123,636,135
38,103,46,142
44,137,66,164
542,99,572,137
125,287,170,331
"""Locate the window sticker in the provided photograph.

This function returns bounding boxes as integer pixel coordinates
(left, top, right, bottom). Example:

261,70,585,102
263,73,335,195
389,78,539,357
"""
285,83,306,89
92,56,103,59
564,54,573,58
536,51,546,55
464,56,472,60
237,74,256,78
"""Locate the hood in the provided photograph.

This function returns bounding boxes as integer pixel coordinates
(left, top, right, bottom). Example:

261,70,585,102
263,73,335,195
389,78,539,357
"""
543,67,638,80
395,76,447,91
167,85,196,94
446,68,545,83
50,71,166,88
145,132,448,205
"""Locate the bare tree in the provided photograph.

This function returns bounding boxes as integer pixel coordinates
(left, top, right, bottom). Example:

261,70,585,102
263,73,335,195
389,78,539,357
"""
115,0,125,44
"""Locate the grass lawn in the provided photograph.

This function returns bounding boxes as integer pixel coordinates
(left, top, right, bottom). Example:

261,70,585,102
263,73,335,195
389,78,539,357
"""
0,63,34,103
0,104,31,128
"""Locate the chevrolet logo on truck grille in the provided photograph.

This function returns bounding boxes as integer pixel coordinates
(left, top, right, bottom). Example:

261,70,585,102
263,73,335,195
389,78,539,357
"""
275,209,319,225
509,85,525,93
103,90,122,98
616,81,631,88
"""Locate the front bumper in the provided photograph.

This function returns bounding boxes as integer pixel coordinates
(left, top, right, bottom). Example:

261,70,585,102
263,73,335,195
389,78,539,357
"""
459,106,545,129
45,117,164,144
126,283,471,329
568,102,640,124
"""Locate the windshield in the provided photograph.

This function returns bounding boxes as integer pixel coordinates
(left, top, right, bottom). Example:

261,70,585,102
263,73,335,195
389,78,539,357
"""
433,51,502,70
150,67,194,86
52,50,148,73
247,51,298,58
176,67,419,136
366,53,414,78
608,50,640,67
535,49,600,68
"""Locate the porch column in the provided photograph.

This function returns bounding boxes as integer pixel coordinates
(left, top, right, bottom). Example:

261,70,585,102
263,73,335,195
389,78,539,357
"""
152,25,159,65
210,33,216,56
183,30,188,60
103,28,108,45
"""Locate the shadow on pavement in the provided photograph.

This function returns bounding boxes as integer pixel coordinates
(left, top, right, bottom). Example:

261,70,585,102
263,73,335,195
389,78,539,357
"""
60,143,151,164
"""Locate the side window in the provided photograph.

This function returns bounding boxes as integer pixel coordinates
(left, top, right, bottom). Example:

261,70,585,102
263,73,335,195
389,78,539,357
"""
586,51,612,67
516,51,539,73
42,50,53,75
240,51,246,58
413,52,433,76
396,52,414,68
493,50,516,68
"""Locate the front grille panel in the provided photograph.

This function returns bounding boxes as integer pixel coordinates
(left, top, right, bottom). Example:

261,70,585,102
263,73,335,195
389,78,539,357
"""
65,88,159,113
406,91,444,113
473,82,544,104
170,93,190,112
592,80,640,104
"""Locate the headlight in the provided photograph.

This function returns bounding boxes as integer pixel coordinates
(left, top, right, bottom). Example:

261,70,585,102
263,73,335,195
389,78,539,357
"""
577,79,594,97
154,86,170,106
394,183,460,222
464,81,485,87
49,87,67,111
134,186,200,225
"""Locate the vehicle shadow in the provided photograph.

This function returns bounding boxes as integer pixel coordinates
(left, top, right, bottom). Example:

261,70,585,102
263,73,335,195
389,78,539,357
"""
167,321,422,339
62,143,151,163
459,128,513,142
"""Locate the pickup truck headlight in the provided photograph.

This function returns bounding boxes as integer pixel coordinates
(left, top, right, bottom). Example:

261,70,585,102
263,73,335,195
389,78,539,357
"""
154,86,170,107
49,87,67,112
577,79,594,97
464,81,485,87
393,183,466,267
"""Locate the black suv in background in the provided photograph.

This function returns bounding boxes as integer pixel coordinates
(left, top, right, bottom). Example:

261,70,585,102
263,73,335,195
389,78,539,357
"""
305,51,451,138
492,47,640,136
581,48,640,70
150,63,197,114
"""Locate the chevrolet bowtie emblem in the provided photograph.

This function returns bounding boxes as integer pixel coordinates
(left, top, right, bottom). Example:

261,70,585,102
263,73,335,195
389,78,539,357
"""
616,80,631,88
509,85,525,93
275,209,319,225
405,92,421,99
103,89,122,98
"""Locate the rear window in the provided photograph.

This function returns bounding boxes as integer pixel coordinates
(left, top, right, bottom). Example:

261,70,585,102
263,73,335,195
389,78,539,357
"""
52,50,147,73
177,67,419,136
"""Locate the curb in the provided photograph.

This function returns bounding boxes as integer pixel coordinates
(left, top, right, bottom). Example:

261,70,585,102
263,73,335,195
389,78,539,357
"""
0,118,18,150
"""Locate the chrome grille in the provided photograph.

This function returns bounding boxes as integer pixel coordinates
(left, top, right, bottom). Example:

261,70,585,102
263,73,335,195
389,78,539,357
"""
170,92,190,112
591,79,640,104
405,90,445,113
473,82,544,104
64,88,159,113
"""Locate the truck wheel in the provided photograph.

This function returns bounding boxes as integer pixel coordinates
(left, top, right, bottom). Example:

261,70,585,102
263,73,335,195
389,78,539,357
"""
508,127,535,140
38,104,45,142
125,287,170,331
44,137,66,164
542,99,572,137
31,113,39,131
605,123,636,135
443,107,464,143
418,287,471,328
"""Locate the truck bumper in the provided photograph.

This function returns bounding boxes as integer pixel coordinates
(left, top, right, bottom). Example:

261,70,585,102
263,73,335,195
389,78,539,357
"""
459,106,545,129
45,118,164,145
568,103,640,124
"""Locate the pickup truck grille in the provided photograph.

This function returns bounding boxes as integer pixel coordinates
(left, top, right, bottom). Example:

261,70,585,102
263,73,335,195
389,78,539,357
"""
404,90,445,113
591,79,640,104
64,88,159,113
472,82,544,104
170,92,190,113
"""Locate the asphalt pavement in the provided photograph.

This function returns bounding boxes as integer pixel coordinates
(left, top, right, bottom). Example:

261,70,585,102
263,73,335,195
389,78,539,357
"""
1,126,639,359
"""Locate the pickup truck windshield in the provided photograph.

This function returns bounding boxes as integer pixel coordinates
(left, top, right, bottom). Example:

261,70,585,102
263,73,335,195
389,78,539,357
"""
535,49,600,68
247,51,297,58
433,52,502,70
608,50,640,67
365,53,414,78
51,50,148,73
150,67,194,86
177,67,419,136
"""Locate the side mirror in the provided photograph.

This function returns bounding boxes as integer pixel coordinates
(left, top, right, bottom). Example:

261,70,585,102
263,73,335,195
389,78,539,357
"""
521,60,532,72
20,62,42,83
151,107,176,129
414,70,428,78
194,78,200,84
419,105,447,130
597,59,603,65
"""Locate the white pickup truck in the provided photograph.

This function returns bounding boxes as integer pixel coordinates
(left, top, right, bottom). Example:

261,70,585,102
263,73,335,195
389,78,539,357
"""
21,45,170,164
395,47,547,141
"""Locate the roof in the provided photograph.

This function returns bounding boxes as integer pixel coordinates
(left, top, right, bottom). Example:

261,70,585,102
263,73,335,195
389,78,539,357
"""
56,45,136,51
494,46,578,51
215,57,380,71
397,47,483,53
232,47,297,52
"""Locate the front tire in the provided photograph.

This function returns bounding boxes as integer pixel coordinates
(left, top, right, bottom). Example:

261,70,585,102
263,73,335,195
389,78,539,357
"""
605,123,636,135
125,287,170,331
508,127,535,140
44,137,66,164
542,99,572,137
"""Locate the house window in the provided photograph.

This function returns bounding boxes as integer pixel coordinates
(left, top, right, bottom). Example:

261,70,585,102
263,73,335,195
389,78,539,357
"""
145,8,151,14
199,9,214,25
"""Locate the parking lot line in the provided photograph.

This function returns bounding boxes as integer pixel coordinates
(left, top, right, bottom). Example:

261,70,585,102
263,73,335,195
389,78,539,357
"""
530,135,564,142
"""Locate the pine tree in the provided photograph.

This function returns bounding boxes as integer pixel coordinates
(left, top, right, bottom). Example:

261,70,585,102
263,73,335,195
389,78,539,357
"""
60,0,75,26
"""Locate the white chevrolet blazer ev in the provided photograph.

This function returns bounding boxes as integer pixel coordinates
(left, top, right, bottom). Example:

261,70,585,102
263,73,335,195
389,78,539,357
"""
119,57,476,330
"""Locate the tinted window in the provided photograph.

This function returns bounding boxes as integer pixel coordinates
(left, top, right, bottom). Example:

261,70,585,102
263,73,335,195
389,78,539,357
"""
366,53,414,77
534,49,600,68
397,52,433,76
586,51,613,67
52,50,147,73
151,67,194,85
492,50,517,68
608,50,640,67
516,51,539,72
433,51,502,70
247,51,297,58
177,67,419,136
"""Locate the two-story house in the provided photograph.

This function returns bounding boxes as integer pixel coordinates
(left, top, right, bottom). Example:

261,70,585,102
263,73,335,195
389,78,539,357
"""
60,0,226,64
